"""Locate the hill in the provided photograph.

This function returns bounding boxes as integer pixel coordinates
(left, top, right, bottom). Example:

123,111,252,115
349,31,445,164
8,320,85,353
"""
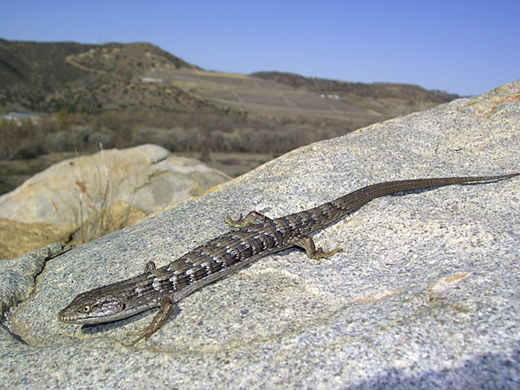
0,39,217,113
0,39,458,119
251,71,459,117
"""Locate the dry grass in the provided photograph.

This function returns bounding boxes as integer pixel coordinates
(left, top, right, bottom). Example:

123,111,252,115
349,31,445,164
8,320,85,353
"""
67,146,141,245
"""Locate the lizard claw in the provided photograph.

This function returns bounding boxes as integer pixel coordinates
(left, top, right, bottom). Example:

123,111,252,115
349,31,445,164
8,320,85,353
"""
127,325,153,345
225,214,243,227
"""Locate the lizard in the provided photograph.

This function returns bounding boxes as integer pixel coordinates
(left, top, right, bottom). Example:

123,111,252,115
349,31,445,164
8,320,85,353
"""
59,173,519,344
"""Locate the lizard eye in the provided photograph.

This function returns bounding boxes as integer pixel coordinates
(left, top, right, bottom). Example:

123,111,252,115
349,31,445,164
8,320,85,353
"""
80,305,91,313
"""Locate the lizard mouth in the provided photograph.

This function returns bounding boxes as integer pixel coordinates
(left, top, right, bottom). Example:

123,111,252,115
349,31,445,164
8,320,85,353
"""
58,310,93,324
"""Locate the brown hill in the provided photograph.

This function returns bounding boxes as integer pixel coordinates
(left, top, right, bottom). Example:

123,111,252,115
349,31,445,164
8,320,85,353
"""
0,39,217,113
251,71,459,117
0,39,458,119
0,40,96,90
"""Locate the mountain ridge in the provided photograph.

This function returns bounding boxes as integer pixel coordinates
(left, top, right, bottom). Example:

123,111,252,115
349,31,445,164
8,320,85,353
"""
0,39,458,118
251,71,458,102
0,39,214,113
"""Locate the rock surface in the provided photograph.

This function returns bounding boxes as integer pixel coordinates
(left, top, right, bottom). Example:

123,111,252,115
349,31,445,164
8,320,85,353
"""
0,144,230,258
0,219,71,260
0,144,230,224
2,81,520,388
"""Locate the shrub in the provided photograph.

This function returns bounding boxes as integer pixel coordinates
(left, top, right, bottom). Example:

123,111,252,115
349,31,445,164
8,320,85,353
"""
88,126,115,149
132,127,175,150
12,143,45,160
71,125,96,150
45,131,69,152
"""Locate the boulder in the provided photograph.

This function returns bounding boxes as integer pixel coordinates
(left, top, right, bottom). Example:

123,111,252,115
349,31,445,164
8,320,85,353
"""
0,144,230,225
2,81,520,388
0,218,71,260
0,144,230,258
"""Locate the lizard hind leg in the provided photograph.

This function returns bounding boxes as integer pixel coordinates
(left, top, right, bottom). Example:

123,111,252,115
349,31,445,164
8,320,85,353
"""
224,211,272,228
290,235,343,260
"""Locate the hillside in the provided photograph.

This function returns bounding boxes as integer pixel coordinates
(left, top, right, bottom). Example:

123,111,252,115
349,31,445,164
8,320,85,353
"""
0,39,218,113
0,39,458,119
251,71,459,117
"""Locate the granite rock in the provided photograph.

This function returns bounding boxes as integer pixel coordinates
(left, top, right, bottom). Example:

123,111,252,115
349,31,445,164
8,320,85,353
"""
0,144,230,259
2,81,520,388
0,219,71,260
0,144,230,224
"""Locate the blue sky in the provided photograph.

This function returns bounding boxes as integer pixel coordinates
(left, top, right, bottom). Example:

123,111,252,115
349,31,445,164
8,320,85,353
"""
1,0,518,96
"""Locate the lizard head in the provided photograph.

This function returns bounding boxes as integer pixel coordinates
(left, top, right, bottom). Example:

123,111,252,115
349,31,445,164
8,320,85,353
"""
58,286,129,325
59,272,162,325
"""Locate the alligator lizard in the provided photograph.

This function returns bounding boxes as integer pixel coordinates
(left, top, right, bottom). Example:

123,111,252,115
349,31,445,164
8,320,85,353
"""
59,173,519,344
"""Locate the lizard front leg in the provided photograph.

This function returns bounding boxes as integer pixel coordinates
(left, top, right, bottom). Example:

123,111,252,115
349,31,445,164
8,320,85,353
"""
127,296,174,345
225,211,272,228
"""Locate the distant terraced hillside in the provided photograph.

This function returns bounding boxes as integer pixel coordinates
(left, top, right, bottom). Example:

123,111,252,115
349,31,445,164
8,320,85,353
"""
251,71,459,117
144,67,374,122
0,39,458,124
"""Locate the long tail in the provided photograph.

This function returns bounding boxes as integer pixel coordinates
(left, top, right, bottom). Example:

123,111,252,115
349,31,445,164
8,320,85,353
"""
302,173,519,233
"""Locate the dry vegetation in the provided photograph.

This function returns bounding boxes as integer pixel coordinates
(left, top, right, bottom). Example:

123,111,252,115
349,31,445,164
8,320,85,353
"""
0,109,355,159
0,109,356,194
